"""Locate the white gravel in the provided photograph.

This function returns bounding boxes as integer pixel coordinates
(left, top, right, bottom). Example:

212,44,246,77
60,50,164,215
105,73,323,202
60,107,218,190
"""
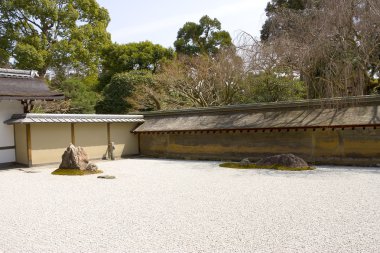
0,159,379,253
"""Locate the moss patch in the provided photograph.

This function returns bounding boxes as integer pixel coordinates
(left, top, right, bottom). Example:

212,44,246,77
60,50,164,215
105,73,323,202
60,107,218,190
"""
219,162,314,171
51,168,103,176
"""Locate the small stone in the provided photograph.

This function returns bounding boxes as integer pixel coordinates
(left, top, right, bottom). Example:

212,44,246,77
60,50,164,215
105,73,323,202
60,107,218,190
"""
97,175,116,179
86,163,98,171
21,169,39,173
239,158,251,166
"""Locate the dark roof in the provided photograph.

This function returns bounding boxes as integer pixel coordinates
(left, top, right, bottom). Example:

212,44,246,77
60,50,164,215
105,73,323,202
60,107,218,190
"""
133,96,380,132
0,68,64,100
133,95,380,117
5,113,144,124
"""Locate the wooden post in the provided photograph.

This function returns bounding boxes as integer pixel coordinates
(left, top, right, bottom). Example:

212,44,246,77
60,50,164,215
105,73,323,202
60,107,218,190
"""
71,123,75,145
13,125,17,162
138,133,141,155
107,123,111,144
26,124,32,167
311,130,316,162
338,130,345,158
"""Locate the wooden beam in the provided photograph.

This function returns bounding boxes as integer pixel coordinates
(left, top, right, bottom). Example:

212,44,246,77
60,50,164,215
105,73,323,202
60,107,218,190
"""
21,99,35,113
0,146,15,150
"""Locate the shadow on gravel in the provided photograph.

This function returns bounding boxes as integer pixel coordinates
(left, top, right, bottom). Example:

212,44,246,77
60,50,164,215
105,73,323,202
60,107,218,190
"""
0,164,23,172
228,166,380,179
0,164,42,173
316,166,380,175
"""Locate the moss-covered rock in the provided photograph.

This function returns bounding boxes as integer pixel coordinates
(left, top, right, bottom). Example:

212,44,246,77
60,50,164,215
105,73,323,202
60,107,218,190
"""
51,168,103,176
256,154,309,168
219,162,314,171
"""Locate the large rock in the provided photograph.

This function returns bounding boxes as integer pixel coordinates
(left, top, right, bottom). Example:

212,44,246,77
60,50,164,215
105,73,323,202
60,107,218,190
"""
256,154,308,168
59,144,98,171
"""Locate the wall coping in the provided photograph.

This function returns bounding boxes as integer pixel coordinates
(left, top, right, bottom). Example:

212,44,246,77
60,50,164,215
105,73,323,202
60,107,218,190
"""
5,113,144,124
131,95,380,117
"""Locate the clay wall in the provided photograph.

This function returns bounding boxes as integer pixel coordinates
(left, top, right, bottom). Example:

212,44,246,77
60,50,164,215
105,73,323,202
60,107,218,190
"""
139,127,380,166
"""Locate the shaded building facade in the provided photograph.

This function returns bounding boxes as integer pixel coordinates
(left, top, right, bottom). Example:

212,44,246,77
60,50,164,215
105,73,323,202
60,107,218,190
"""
0,68,63,165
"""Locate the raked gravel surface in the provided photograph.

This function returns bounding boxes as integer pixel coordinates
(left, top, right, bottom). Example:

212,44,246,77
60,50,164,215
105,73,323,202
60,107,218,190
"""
0,158,379,253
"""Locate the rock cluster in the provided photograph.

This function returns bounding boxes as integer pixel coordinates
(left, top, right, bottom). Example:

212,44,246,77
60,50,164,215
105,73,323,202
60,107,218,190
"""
59,144,98,171
256,154,308,168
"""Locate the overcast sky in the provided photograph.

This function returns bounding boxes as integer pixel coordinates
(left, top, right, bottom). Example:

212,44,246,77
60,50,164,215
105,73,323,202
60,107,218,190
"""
96,0,269,48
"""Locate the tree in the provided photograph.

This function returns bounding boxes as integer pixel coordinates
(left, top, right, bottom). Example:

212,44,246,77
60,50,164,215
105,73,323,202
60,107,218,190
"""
95,70,154,114
242,72,306,103
260,0,309,41
174,15,232,56
0,0,111,75
126,76,164,111
33,75,100,113
156,48,246,108
54,76,100,113
98,41,174,90
258,0,380,98
0,9,13,66
237,33,307,103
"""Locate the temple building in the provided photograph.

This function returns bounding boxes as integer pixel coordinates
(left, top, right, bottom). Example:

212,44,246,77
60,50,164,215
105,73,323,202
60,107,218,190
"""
1,68,380,167
0,68,63,165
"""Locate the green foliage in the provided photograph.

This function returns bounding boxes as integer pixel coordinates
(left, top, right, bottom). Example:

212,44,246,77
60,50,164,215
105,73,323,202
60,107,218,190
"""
0,1,14,66
219,162,314,171
261,0,308,41
369,79,380,95
242,72,306,103
13,43,46,70
0,0,111,75
99,41,174,91
174,15,232,56
52,168,103,176
50,75,100,113
95,70,154,114
265,0,307,13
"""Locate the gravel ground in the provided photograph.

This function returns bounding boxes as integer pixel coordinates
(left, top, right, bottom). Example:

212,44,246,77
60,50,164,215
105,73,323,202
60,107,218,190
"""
0,158,379,253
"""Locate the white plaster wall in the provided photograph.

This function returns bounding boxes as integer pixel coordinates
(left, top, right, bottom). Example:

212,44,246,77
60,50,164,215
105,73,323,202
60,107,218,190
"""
0,100,23,163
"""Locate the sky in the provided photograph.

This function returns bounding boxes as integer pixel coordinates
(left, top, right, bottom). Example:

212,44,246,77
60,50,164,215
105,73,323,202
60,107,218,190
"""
96,0,269,48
